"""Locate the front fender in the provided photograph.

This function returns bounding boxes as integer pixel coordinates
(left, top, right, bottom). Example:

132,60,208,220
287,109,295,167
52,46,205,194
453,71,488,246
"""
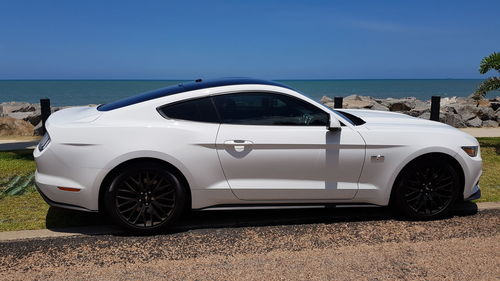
355,145,459,206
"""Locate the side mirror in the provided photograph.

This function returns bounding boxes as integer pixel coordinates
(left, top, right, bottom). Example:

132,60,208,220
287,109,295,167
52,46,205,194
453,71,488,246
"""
328,114,341,131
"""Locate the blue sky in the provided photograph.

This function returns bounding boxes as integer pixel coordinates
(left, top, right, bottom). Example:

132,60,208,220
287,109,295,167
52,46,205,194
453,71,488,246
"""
0,0,498,79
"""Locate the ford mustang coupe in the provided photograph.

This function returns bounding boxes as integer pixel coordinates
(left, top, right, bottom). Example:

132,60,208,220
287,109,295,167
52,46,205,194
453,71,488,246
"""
34,78,482,233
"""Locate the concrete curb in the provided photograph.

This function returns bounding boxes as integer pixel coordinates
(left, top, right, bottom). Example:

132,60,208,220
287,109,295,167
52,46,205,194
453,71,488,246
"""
0,140,38,151
0,202,498,242
475,201,500,210
0,225,121,242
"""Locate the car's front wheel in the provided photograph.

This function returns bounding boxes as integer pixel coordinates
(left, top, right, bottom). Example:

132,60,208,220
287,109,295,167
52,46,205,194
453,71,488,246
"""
392,156,460,219
104,162,187,233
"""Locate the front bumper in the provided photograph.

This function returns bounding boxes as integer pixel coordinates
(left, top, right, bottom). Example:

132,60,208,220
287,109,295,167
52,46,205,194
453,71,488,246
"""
464,186,481,201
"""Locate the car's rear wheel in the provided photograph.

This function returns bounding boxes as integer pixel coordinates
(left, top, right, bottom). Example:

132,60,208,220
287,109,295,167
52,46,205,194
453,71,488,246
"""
105,162,187,233
393,156,460,219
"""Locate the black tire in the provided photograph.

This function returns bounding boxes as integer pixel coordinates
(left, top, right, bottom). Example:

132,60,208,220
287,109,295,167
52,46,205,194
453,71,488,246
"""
392,156,460,220
104,162,187,233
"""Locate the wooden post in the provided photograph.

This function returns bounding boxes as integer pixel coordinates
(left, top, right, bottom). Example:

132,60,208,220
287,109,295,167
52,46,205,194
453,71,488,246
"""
334,97,343,109
430,96,440,121
40,98,51,135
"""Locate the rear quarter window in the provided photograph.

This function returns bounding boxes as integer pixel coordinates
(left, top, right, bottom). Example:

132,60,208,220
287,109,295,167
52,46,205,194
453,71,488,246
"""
158,97,219,123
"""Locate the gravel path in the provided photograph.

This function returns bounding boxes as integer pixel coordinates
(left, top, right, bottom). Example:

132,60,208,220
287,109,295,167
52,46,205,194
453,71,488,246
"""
0,208,498,281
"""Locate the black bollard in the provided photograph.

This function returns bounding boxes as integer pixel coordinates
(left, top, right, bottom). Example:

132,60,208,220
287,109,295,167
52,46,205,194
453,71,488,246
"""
430,96,440,121
40,98,51,135
334,97,343,109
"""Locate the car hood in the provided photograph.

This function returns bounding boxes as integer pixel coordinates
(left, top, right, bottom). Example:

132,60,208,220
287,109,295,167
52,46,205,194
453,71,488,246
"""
337,109,450,129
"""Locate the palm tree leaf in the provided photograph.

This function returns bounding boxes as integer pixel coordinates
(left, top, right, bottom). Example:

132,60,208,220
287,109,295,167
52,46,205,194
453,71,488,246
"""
472,76,500,100
479,52,500,74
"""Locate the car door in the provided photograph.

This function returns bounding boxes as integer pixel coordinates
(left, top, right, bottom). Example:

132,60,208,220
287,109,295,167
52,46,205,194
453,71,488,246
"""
214,92,366,201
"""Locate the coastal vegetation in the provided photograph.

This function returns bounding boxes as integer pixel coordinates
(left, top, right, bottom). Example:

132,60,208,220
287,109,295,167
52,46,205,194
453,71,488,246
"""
473,52,500,100
0,138,498,231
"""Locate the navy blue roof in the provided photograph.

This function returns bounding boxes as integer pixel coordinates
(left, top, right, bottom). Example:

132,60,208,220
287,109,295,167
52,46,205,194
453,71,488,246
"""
97,78,294,111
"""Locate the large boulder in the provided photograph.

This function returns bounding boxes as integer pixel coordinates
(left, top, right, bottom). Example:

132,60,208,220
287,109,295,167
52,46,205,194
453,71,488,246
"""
342,95,375,109
466,117,482,128
409,100,430,116
386,98,417,112
389,102,411,111
344,94,366,101
0,102,34,115
491,103,500,111
441,96,458,106
323,102,335,109
440,112,466,128
375,98,391,108
344,99,374,109
33,121,44,136
0,117,35,136
477,99,491,107
370,102,389,111
25,113,42,126
455,105,479,121
418,112,431,120
482,120,499,127
4,111,42,126
7,111,33,120
320,96,333,104
477,106,496,120
13,104,37,112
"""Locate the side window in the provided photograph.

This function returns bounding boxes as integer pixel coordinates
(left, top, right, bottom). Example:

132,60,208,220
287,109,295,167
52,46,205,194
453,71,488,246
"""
158,97,219,123
213,93,329,126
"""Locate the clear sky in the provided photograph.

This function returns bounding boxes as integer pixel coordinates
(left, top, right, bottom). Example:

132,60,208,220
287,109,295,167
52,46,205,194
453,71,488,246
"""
0,0,499,79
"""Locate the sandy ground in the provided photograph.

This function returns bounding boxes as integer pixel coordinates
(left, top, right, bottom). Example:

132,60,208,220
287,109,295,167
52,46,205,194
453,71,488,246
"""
460,127,500,137
0,208,498,281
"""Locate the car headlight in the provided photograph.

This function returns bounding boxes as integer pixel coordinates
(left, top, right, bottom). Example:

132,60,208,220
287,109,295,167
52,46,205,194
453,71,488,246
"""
38,133,51,152
462,146,478,157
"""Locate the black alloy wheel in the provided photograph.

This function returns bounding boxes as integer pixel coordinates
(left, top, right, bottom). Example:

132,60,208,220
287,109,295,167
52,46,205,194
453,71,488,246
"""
105,162,186,232
393,156,460,219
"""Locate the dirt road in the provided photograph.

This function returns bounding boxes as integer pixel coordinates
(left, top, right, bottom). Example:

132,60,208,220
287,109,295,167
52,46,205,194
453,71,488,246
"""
0,207,499,281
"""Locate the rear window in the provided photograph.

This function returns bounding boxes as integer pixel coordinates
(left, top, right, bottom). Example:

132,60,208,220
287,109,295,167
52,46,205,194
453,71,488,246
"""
158,97,219,123
98,85,186,111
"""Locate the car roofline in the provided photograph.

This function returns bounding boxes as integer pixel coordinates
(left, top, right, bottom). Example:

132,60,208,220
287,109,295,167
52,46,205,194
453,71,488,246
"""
97,78,294,111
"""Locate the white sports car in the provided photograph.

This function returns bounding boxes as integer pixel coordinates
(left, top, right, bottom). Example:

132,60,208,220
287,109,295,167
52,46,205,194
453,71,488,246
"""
34,78,482,232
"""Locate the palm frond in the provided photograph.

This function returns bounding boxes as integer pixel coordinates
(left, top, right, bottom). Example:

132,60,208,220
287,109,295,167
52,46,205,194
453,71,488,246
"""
472,76,500,100
479,52,500,74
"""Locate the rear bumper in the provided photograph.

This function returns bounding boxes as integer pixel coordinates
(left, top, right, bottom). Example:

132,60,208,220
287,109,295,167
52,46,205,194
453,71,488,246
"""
34,142,107,211
35,182,96,212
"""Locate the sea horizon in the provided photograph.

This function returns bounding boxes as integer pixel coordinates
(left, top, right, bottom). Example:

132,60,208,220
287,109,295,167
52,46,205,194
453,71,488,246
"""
0,79,486,106
0,78,483,81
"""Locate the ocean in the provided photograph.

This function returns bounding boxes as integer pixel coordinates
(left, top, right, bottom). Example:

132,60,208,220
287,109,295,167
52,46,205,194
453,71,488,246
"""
0,79,483,106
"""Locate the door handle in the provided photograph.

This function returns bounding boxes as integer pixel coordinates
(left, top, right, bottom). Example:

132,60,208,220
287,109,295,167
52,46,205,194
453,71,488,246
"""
224,140,254,146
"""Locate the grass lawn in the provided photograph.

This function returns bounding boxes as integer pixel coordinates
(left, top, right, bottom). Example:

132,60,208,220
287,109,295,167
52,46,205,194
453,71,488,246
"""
0,138,498,232
0,150,105,232
475,138,500,202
